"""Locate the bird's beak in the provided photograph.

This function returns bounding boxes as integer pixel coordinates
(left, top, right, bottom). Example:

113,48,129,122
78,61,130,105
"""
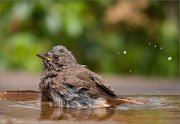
36,54,53,62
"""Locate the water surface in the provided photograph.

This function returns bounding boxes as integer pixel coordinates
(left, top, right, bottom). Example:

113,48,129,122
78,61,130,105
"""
0,91,180,124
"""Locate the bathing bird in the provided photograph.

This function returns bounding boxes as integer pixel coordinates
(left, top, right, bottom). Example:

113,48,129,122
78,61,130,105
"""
37,45,143,108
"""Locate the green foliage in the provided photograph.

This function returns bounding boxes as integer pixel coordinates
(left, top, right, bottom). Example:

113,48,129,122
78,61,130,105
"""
0,0,179,78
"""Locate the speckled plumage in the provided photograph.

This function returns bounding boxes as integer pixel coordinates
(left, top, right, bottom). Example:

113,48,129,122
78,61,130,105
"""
37,45,143,108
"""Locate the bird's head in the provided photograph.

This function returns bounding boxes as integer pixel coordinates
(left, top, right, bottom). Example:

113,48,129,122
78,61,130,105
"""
37,45,76,71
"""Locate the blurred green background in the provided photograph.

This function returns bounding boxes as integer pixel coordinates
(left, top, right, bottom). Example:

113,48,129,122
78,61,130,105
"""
0,0,179,78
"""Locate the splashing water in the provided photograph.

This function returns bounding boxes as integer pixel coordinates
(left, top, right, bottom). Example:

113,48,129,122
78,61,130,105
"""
0,91,180,123
123,51,127,55
168,56,172,61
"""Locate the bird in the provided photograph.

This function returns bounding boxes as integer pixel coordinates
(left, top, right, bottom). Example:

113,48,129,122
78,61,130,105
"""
37,45,143,108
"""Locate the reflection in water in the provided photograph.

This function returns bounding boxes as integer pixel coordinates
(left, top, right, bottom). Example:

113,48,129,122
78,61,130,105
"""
40,103,115,120
0,91,180,124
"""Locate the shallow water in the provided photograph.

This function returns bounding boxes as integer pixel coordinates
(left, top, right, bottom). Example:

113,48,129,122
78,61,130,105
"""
0,91,180,124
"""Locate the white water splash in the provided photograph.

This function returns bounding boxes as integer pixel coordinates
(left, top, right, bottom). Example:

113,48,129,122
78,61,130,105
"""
168,57,172,61
123,51,127,55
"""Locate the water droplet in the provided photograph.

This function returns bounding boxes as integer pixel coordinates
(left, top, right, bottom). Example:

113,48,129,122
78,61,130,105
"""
168,56,172,61
129,70,131,72
123,50,127,54
148,42,151,45
160,47,163,50
117,52,120,55
154,45,156,48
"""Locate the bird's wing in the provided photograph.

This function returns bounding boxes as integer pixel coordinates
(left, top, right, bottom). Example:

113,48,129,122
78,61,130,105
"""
90,76,116,96
74,69,117,98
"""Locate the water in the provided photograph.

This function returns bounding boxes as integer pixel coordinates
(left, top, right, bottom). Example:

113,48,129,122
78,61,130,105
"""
0,91,180,124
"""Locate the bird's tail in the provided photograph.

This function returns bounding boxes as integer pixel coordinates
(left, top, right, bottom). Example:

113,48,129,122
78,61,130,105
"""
116,98,144,104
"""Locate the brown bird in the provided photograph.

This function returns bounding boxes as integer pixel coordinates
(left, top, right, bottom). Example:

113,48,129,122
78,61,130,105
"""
37,45,143,108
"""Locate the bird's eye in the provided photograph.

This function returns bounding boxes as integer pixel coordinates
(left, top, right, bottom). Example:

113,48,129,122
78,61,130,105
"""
59,49,64,53
53,54,59,59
